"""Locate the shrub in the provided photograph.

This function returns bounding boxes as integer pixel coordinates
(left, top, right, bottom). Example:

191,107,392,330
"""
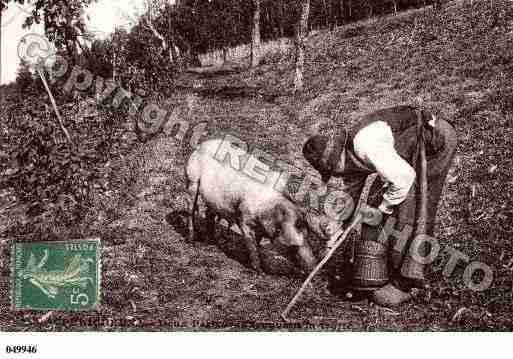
0,92,140,239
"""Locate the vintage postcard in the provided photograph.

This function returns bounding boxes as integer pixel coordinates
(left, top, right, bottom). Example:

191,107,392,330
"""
0,0,512,336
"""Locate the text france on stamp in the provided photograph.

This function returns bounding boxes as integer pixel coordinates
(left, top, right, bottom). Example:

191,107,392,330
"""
10,238,101,311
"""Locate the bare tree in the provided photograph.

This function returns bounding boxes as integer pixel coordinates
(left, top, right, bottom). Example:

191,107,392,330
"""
0,7,2,89
294,0,310,92
321,0,329,28
365,0,373,18
337,0,344,25
165,6,180,68
250,0,261,68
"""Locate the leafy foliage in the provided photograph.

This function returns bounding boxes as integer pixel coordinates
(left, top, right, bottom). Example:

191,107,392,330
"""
15,61,40,95
0,95,138,238
1,0,97,58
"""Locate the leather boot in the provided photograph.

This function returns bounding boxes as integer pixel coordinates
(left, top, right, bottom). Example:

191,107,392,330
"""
371,283,412,307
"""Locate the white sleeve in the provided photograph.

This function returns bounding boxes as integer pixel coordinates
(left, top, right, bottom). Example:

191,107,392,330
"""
353,121,416,213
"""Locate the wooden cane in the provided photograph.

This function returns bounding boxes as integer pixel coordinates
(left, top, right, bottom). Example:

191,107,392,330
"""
37,67,72,145
281,212,362,321
415,112,429,236
400,109,429,282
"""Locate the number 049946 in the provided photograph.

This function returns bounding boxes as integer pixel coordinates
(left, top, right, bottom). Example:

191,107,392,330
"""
5,345,37,354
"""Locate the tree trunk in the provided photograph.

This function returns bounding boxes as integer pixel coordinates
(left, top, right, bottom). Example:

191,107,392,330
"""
188,46,202,67
0,9,2,89
144,15,171,60
279,0,285,37
173,32,200,67
265,5,272,38
321,0,329,28
113,52,117,81
250,0,261,68
367,0,373,18
329,0,337,28
338,0,344,25
170,40,181,68
294,0,310,92
167,15,175,65
222,47,228,64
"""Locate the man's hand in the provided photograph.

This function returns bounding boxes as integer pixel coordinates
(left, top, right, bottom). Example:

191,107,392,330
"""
359,205,383,226
378,200,394,215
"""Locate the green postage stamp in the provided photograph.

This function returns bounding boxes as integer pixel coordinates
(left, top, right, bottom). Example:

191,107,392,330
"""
10,238,101,311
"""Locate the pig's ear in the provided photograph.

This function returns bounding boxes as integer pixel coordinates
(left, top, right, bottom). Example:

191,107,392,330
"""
274,203,288,222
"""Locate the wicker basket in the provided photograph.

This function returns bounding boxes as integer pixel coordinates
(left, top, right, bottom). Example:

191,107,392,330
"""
351,239,389,290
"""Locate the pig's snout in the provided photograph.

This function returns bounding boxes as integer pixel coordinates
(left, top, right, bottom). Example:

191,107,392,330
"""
305,211,342,240
296,244,316,272
323,220,342,237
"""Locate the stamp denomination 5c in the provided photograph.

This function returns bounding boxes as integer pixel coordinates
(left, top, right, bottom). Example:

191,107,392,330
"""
10,239,101,311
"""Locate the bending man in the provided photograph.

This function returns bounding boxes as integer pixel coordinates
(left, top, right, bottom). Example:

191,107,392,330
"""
302,105,457,306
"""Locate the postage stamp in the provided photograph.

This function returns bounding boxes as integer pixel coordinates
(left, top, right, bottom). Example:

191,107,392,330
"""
10,239,101,311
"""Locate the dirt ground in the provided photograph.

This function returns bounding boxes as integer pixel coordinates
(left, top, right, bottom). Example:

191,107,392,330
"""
1,0,513,331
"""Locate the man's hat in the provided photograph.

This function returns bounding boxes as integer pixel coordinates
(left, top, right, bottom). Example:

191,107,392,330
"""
303,129,348,183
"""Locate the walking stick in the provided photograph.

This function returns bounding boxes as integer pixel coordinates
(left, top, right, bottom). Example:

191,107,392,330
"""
415,111,428,235
37,67,72,145
400,109,429,282
281,212,363,321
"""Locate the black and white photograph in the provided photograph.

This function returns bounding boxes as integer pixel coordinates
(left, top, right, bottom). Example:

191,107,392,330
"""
0,0,512,337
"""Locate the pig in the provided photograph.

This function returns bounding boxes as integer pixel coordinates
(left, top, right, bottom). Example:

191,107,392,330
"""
185,138,334,273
